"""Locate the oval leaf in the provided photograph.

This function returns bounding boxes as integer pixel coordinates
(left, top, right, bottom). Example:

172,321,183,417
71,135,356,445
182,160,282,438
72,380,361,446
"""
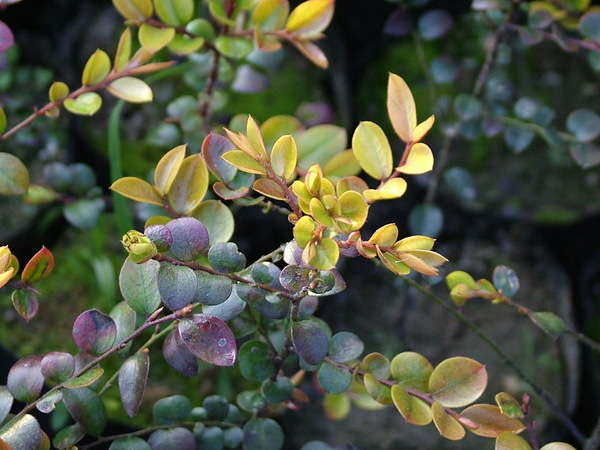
107,77,153,103
119,258,162,317
329,331,364,363
0,386,14,425
391,351,433,392
167,154,209,215
64,92,102,116
7,356,44,403
391,384,433,425
0,152,29,195
110,176,163,206
154,144,186,194
112,0,153,21
0,414,43,449
291,320,329,365
238,340,275,382
318,361,352,394
286,0,334,39
82,49,111,86
387,73,417,143
178,314,237,366
21,246,54,283
138,23,175,51
243,417,284,450
154,0,194,26
270,134,297,180
496,431,532,450
163,328,198,376
352,121,393,180
432,401,465,440
119,351,150,418
460,404,525,438
157,263,198,311
41,352,75,383
72,309,117,355
62,387,107,437
429,357,487,408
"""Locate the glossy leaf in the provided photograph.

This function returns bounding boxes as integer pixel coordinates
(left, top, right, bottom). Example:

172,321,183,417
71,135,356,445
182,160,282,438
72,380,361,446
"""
0,414,43,449
291,320,329,365
138,23,175,51
391,384,433,425
64,92,102,116
318,361,352,394
286,0,334,39
49,81,69,102
202,132,238,183
163,328,198,376
119,258,162,316
363,373,392,404
432,402,465,440
207,242,246,274
496,431,532,450
304,237,339,270
397,143,434,175
167,154,209,215
446,270,479,290
119,351,149,418
36,390,63,414
493,265,520,297
107,77,153,103
155,144,186,195
364,178,408,201
352,121,393,180
41,352,75,383
0,152,29,195
239,340,275,382
166,217,209,261
262,377,294,404
72,309,117,355
191,200,235,244
253,0,290,30
460,404,525,438
391,352,433,392
157,263,197,311
110,176,163,206
253,178,287,201
11,290,39,321
243,417,284,450
62,387,107,437
429,357,487,408
329,331,364,363
111,0,153,21
361,352,391,379
271,134,297,180
114,28,132,72
110,301,136,354
148,428,195,448
0,386,13,425
81,49,110,86
62,366,104,389
7,356,44,403
539,443,577,450
154,0,194,26
21,246,54,283
194,271,232,305
179,314,237,366
222,150,268,175
388,73,416,144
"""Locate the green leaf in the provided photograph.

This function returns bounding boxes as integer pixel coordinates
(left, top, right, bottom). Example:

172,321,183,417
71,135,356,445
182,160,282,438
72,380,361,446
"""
567,108,600,142
111,0,153,21
138,23,175,51
253,0,290,31
81,49,111,86
110,177,163,206
49,81,70,103
528,311,566,338
53,423,86,449
109,437,152,450
323,392,351,420
167,34,205,55
107,77,153,103
286,0,334,39
239,340,275,382
153,394,192,425
352,121,393,180
460,404,525,438
429,357,487,408
154,144,186,195
363,373,392,404
493,265,520,297
0,107,6,134
114,28,132,72
167,154,209,215
119,351,149,418
0,152,29,195
243,417,284,450
157,263,197,311
397,143,434,175
495,392,525,419
329,331,364,363
20,246,54,283
579,12,600,43
338,190,368,231
431,402,465,441
270,134,297,180
360,352,390,379
391,384,432,425
496,431,532,450
215,36,254,58
445,270,479,290
62,388,107,437
391,351,433,392
318,361,352,394
222,150,268,175
504,126,535,153
191,199,235,244
295,124,347,170
154,0,194,26
387,73,417,143
62,366,104,389
291,320,329,365
453,93,483,121
64,198,105,230
119,258,162,317
64,92,102,116
306,237,339,270
262,377,294,404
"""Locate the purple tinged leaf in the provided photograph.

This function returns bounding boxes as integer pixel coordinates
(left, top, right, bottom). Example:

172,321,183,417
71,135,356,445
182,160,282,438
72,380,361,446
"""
110,301,137,353
36,390,63,414
119,351,150,418
72,309,117,355
418,9,454,40
178,314,237,366
0,21,14,53
7,355,44,403
291,320,329,366
148,428,195,449
384,8,413,37
11,289,39,321
0,386,14,424
41,352,75,383
157,263,198,311
62,387,107,437
163,328,199,376
202,132,238,183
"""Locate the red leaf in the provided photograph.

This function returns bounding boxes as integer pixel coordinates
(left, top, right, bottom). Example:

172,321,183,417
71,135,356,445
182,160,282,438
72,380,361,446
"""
21,246,54,283
178,314,237,366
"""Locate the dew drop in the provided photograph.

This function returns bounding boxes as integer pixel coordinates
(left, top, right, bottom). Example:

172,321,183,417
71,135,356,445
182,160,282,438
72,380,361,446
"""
218,338,227,347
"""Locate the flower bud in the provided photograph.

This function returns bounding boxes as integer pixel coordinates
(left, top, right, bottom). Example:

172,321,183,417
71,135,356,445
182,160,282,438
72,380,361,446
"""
0,246,17,288
121,230,157,264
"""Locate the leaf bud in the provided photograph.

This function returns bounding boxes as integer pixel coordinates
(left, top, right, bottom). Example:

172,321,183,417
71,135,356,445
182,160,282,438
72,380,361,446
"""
121,230,158,264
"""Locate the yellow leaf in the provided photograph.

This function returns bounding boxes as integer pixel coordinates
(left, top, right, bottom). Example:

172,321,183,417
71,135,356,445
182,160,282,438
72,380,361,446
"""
377,247,411,276
387,73,417,144
63,92,102,116
393,235,435,251
304,237,339,270
114,28,132,72
167,154,209,215
112,0,153,22
81,49,111,86
0,267,14,289
496,431,532,450
270,134,297,180
369,224,398,247
363,178,407,201
539,443,577,450
138,24,175,52
460,404,526,438
391,384,432,425
286,0,334,39
246,116,268,159
253,0,290,31
253,177,287,201
48,82,69,103
222,150,268,175
293,215,316,248
352,121,393,180
154,145,186,194
429,357,487,408
110,177,163,206
432,402,465,441
290,40,328,69
412,115,435,143
397,143,434,175
107,77,153,103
